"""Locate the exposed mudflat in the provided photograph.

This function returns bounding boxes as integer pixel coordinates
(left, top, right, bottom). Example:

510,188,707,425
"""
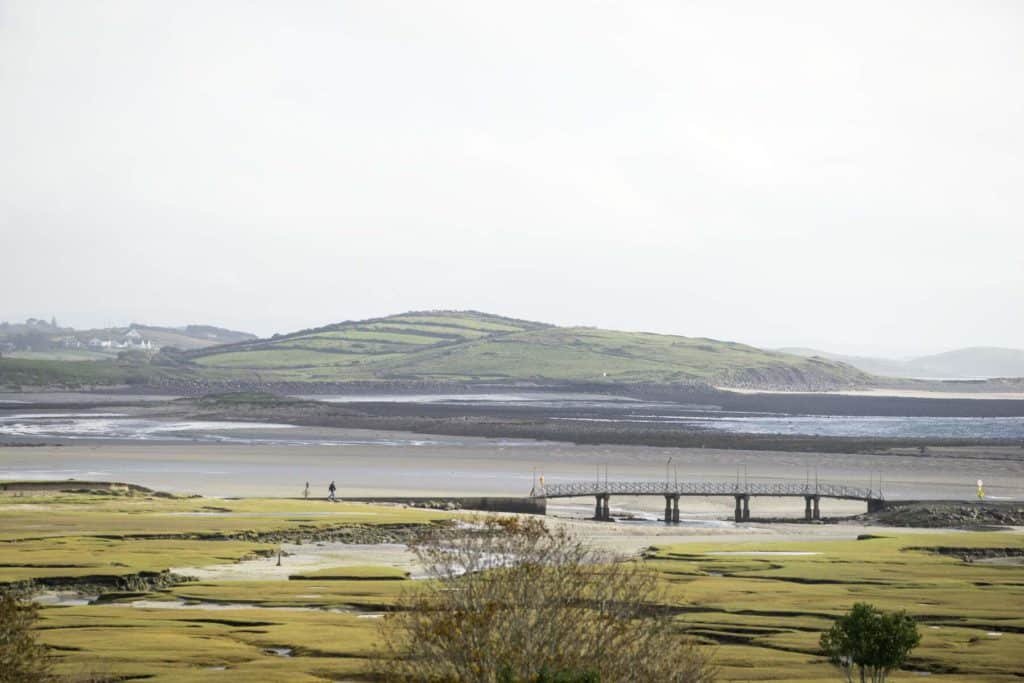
181,391,1024,454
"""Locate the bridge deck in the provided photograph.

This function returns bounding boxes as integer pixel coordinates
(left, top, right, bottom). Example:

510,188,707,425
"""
536,481,878,501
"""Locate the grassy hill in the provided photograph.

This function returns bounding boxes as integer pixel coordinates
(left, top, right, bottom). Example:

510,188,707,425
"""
182,311,869,389
0,311,873,390
129,324,257,350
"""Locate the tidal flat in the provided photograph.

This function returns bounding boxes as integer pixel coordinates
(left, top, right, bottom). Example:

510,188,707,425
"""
2,390,1023,680
1,487,1022,681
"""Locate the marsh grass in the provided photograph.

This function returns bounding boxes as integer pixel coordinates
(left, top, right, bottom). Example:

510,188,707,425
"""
4,492,1022,681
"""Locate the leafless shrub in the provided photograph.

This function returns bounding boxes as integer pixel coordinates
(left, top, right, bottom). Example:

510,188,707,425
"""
379,516,714,682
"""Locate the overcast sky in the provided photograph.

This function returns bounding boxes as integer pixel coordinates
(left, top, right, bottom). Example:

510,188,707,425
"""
2,1,1021,356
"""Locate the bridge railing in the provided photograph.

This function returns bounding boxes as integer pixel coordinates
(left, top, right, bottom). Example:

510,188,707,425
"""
537,480,876,500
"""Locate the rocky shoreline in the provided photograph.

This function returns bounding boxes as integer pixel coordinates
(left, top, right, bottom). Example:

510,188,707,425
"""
865,501,1024,529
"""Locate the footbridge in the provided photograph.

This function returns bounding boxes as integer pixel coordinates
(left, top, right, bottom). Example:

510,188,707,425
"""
532,481,884,522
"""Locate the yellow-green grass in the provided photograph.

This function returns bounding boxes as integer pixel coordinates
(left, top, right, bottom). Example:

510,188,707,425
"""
0,493,446,541
0,493,445,586
361,321,494,339
11,491,1023,681
38,605,381,682
651,532,1024,680
34,530,1024,681
167,578,407,609
383,312,537,333
0,537,272,583
194,348,373,369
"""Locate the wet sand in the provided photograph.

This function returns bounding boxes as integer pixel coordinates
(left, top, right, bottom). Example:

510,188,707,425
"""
2,424,1021,504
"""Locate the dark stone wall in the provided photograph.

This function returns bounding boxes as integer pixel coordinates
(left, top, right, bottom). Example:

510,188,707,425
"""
345,496,548,515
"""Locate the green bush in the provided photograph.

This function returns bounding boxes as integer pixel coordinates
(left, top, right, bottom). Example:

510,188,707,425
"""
0,591,52,683
820,602,921,683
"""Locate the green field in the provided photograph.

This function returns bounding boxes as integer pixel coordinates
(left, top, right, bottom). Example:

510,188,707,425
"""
186,310,869,387
6,349,117,361
0,356,187,389
650,534,1024,681
2,310,869,389
2,489,1021,681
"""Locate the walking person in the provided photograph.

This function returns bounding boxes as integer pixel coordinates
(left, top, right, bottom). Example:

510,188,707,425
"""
303,482,309,499
328,480,337,502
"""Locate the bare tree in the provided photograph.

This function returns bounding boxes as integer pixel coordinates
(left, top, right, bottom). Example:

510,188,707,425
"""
379,516,714,682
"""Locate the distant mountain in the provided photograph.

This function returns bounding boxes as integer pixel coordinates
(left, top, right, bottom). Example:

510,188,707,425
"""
182,310,870,390
902,347,1024,380
778,346,1024,380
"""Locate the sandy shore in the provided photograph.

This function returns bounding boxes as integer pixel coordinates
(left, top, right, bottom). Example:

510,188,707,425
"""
2,427,1022,502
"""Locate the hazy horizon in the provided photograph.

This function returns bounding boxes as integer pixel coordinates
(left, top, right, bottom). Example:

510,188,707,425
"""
3,1,1022,358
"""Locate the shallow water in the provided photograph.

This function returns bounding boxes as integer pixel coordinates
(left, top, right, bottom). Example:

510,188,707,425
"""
5,410,1024,444
308,392,1024,439
301,392,661,408
552,414,1024,439
33,591,97,606
0,413,296,440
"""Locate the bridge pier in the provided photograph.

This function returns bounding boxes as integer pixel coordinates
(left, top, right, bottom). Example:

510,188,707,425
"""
602,494,611,521
594,495,603,521
734,495,750,522
804,496,813,521
867,497,885,513
663,495,681,524
812,495,820,520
